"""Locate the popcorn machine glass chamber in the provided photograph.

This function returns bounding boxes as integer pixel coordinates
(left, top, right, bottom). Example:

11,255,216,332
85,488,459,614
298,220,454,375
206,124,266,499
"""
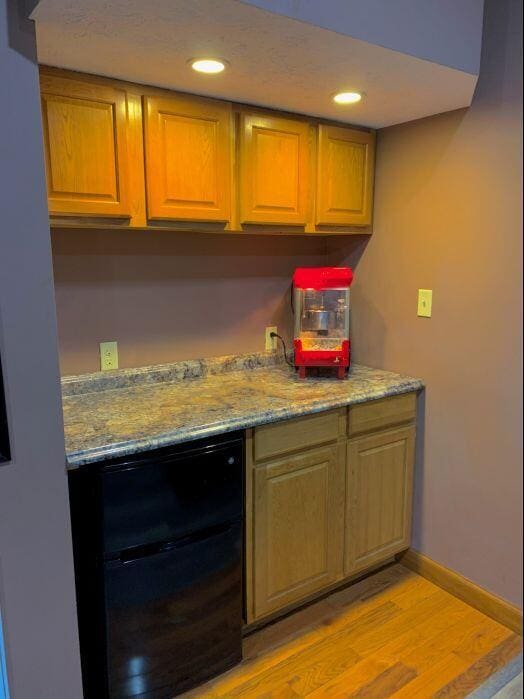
292,267,353,379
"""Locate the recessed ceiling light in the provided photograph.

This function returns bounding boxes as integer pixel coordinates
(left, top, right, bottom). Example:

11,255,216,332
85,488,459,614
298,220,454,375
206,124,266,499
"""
333,91,362,105
190,59,227,74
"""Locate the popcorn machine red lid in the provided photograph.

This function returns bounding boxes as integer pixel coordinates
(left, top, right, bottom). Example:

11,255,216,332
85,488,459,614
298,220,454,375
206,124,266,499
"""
292,267,353,290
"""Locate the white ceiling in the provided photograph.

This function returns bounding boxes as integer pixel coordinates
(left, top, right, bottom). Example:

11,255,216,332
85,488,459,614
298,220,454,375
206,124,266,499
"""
242,0,484,75
32,0,479,129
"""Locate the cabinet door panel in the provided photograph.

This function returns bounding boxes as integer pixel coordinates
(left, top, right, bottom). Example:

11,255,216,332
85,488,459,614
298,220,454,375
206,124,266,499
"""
345,426,415,576
253,443,345,619
240,114,310,225
144,95,231,222
316,125,375,226
40,75,130,218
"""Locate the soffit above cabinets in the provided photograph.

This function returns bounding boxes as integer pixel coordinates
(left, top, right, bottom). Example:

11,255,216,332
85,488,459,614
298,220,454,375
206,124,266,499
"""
32,0,482,129
241,0,484,76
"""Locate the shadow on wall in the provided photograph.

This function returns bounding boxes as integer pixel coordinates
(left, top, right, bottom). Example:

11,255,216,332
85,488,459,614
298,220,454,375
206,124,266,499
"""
328,234,391,367
51,228,329,279
6,0,37,61
50,228,331,374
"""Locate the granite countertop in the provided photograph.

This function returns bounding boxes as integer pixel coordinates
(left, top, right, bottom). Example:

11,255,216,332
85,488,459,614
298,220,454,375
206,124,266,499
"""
62,352,424,468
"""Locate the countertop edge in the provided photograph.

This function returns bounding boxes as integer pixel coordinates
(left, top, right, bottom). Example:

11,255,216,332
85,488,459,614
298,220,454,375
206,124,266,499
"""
66,379,424,469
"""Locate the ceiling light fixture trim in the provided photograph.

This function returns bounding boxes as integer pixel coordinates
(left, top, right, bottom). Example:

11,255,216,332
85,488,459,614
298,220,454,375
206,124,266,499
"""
189,58,228,74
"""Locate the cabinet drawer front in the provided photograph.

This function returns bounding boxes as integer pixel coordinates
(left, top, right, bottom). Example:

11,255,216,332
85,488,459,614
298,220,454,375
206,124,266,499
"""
348,393,416,436
254,409,343,462
40,75,131,218
144,94,232,222
253,444,345,619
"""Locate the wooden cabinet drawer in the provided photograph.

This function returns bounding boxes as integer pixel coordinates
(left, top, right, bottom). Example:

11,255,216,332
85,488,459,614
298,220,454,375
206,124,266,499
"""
348,393,417,437
253,409,344,462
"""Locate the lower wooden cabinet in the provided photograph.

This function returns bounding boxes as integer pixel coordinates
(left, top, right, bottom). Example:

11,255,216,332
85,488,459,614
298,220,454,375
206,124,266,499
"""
252,443,345,619
246,394,418,624
344,426,415,576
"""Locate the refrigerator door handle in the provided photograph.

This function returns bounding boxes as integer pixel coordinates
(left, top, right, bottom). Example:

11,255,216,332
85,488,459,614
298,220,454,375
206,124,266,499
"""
114,519,238,565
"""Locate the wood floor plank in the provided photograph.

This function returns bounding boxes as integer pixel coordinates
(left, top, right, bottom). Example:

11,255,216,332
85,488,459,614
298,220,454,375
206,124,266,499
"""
434,634,523,698
346,662,417,698
390,576,454,610
452,616,515,665
197,567,412,697
218,603,400,697
202,602,394,696
257,684,302,698
349,590,457,657
223,641,360,697
384,606,497,675
179,565,519,699
206,581,416,697
306,656,392,697
404,613,514,677
369,598,476,670
390,652,469,698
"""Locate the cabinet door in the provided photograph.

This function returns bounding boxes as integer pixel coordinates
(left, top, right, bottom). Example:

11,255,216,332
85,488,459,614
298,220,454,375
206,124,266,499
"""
316,125,375,226
143,94,231,222
253,443,345,620
240,114,310,225
345,426,415,576
40,74,131,218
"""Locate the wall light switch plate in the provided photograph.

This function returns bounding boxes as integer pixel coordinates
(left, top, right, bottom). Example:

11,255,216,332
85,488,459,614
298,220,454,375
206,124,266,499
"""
100,341,118,371
417,289,433,318
265,326,278,351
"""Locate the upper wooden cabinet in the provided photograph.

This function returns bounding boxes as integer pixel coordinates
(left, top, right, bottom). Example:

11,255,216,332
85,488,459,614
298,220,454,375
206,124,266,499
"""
316,125,375,226
40,74,131,218
239,114,310,226
143,94,232,222
39,69,376,232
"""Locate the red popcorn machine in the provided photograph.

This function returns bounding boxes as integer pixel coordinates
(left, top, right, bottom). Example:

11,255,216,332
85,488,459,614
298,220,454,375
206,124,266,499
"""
292,267,353,379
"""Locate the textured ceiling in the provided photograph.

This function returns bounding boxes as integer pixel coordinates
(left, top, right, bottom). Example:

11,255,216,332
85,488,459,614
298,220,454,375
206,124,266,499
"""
33,0,478,128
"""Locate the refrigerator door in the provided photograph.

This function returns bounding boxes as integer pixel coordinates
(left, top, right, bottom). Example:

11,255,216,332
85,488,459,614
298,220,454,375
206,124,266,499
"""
101,440,243,555
104,520,242,698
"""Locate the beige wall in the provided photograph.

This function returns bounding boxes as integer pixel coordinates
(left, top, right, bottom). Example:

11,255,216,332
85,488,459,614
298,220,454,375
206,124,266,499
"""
52,229,328,375
50,0,521,608
0,1,82,694
332,0,523,607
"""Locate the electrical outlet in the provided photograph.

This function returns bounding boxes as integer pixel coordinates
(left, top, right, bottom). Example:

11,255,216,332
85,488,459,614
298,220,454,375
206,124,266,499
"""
265,326,278,351
417,289,433,318
100,341,119,371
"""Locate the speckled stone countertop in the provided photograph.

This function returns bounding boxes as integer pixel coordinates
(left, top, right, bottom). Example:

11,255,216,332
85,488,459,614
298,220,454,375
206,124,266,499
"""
62,352,423,469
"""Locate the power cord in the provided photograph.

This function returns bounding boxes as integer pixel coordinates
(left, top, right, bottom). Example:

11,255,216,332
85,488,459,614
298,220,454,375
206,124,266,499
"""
270,332,295,368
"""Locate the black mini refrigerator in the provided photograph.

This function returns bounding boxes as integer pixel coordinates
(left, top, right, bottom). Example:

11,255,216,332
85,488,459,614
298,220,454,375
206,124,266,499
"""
69,432,244,698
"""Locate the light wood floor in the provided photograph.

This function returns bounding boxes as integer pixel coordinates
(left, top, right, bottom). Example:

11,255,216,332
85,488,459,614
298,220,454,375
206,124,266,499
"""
182,563,522,698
